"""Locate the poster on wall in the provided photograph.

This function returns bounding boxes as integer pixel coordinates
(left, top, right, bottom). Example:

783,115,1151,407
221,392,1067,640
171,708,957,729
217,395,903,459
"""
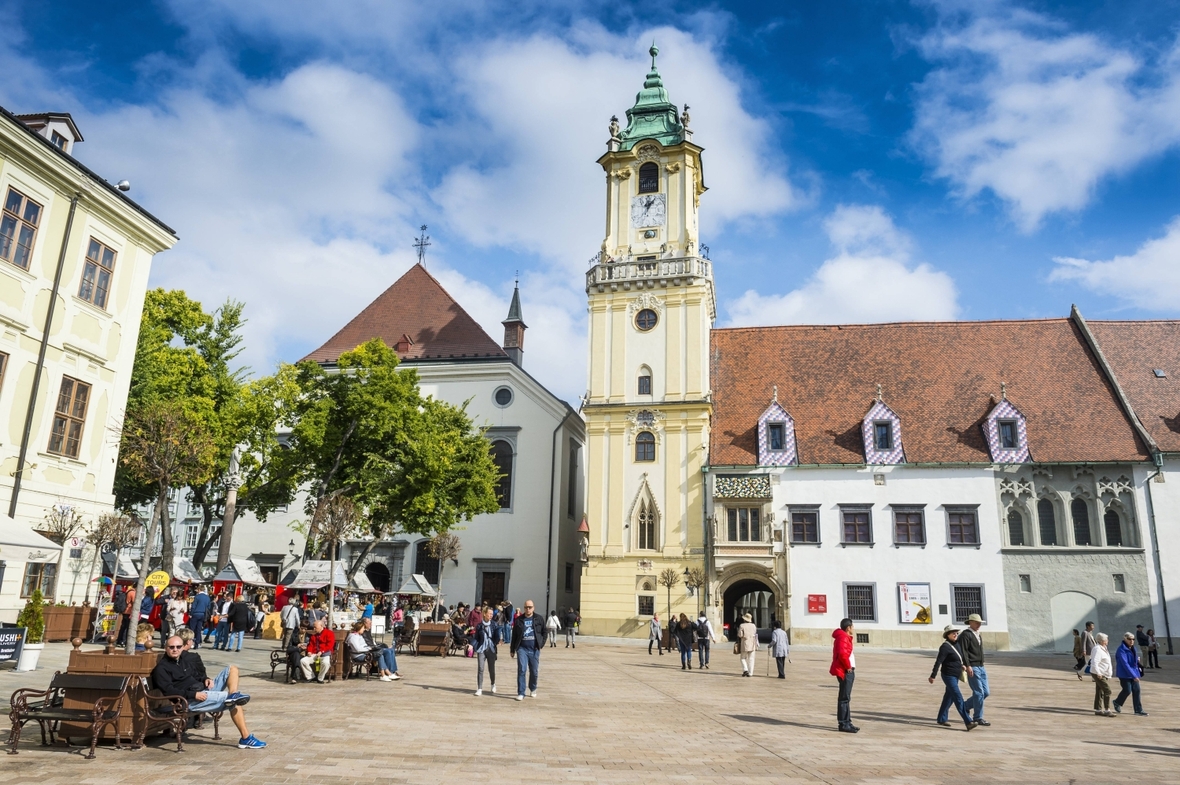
898,583,932,624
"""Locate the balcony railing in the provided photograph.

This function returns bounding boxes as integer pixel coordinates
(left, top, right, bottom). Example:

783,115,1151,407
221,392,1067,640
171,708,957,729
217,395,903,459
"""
586,255,712,288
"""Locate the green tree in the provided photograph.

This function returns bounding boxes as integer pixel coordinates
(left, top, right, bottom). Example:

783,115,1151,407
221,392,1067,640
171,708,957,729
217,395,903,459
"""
119,401,217,653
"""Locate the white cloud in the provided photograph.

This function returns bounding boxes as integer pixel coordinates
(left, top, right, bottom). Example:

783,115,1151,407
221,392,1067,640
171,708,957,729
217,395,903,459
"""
911,8,1180,231
436,26,799,272
725,204,958,326
1051,216,1180,310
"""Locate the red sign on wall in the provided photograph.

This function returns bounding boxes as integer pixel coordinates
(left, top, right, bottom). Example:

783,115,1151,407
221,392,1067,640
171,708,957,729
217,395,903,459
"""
807,594,827,613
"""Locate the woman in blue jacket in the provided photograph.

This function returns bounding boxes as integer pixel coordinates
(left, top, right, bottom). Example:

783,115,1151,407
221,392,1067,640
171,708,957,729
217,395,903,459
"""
1112,632,1148,715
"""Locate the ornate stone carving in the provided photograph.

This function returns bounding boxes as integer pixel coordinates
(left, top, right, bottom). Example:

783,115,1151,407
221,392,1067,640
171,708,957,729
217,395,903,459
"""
627,292,665,316
999,477,1033,499
1098,475,1133,498
636,144,661,163
665,162,681,173
609,115,620,140
612,168,632,180
625,408,665,443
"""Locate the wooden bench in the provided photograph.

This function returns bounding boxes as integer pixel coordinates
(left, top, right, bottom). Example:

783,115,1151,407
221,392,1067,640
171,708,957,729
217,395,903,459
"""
8,672,132,759
134,678,223,753
345,649,381,680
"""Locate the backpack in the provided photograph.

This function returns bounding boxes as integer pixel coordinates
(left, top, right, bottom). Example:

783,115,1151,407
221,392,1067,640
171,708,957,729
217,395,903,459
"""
112,591,127,615
696,619,710,641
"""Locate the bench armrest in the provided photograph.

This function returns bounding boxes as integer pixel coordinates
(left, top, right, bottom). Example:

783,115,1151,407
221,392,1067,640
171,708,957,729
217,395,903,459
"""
9,687,52,713
143,692,190,718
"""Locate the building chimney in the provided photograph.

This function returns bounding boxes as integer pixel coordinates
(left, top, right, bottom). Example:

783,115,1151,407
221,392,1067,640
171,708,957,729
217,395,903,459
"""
502,282,526,367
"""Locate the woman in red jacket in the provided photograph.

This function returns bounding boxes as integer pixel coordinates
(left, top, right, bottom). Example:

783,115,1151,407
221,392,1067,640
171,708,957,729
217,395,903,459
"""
830,618,858,733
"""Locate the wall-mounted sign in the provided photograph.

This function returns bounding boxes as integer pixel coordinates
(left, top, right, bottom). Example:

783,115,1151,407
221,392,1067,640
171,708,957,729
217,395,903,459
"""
0,627,26,662
807,594,827,613
898,583,932,624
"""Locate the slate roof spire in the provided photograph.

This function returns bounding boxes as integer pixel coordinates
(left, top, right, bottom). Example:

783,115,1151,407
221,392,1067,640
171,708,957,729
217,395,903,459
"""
502,278,527,367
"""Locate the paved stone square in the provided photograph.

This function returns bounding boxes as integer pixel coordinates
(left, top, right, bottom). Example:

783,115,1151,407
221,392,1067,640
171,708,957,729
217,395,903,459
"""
1,638,1178,784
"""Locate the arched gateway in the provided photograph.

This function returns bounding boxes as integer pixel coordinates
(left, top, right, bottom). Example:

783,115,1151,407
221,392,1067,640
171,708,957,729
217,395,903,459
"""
720,575,779,640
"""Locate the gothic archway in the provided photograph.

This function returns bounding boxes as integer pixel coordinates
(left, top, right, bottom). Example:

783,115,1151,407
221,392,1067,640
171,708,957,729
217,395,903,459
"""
722,578,777,641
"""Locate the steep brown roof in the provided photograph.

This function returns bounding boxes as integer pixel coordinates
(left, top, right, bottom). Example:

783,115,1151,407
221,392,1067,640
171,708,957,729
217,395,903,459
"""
710,319,1148,466
303,264,507,364
1087,320,1180,453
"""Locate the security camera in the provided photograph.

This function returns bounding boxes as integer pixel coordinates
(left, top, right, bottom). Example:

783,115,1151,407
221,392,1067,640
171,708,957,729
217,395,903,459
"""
116,180,131,192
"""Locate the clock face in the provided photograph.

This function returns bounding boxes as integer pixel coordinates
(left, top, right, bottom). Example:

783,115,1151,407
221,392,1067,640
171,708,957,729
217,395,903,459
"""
630,194,667,228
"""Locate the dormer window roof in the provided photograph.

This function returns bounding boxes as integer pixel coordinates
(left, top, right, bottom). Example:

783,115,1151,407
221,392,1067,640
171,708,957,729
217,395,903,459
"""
862,398,904,465
984,396,1030,463
757,396,797,466
15,112,83,155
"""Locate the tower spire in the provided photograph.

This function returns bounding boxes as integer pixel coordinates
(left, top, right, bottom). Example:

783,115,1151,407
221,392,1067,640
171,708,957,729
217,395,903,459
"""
502,279,527,367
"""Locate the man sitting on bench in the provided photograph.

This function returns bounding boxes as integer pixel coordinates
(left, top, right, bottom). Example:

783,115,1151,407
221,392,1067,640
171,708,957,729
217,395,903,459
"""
152,635,267,749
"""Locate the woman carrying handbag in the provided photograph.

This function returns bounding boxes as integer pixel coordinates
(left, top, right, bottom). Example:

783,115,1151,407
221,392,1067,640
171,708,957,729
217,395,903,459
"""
928,625,977,731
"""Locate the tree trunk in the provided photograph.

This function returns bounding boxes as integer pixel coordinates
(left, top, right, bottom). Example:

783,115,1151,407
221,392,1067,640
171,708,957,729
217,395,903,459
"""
127,488,166,654
191,498,222,571
302,419,358,561
216,449,240,572
158,485,175,574
346,536,383,580
328,541,336,631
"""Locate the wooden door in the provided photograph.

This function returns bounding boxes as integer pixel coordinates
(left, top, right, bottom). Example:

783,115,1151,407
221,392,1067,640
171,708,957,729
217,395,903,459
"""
480,572,505,606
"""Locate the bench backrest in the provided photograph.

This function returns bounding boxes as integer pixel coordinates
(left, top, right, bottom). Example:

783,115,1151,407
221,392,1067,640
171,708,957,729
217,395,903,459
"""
51,673,131,693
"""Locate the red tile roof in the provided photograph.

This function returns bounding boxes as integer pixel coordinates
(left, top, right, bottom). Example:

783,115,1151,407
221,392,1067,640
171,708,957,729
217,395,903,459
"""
1087,320,1180,454
710,319,1148,466
303,264,507,364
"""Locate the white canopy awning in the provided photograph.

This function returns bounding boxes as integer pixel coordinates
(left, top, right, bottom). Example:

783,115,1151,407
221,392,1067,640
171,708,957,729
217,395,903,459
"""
393,573,436,596
170,557,206,583
212,557,272,586
282,560,375,592
0,517,62,562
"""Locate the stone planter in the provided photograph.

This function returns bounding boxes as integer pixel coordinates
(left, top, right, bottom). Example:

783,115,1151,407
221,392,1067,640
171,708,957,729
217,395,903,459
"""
15,642,44,672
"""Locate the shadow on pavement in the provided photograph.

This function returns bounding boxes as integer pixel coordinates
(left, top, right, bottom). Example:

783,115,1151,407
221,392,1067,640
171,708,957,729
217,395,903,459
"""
1084,740,1180,758
724,714,837,733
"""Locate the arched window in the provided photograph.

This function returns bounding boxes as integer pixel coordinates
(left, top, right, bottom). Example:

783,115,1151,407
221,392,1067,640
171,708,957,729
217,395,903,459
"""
1104,509,1123,547
490,439,513,509
635,431,655,462
637,499,656,550
637,366,652,396
1071,499,1092,546
1037,499,1057,546
638,162,659,193
1007,510,1025,546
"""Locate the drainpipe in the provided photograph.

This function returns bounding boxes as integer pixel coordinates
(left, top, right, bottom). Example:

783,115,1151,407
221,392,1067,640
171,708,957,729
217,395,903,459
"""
9,193,81,519
1144,458,1173,655
544,409,574,617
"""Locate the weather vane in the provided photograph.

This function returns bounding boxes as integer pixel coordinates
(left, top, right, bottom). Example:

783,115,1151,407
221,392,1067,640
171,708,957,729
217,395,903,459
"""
414,225,431,266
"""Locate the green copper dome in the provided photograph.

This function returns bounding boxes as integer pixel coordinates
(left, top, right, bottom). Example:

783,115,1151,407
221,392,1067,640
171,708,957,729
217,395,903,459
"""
618,44,685,152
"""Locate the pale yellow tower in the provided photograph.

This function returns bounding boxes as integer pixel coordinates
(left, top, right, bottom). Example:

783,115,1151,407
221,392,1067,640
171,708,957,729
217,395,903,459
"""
579,46,713,637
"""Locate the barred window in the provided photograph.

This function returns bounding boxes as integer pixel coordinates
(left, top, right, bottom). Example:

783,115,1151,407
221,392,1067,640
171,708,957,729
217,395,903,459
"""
48,376,90,458
947,509,979,545
791,510,819,544
1104,509,1123,547
637,595,655,616
844,583,876,622
638,162,659,193
951,585,985,624
0,188,41,270
637,374,652,395
1007,510,1026,546
893,509,925,545
78,238,117,309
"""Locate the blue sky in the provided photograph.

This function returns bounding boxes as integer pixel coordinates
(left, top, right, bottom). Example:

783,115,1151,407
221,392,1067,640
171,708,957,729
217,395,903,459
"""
5,0,1180,404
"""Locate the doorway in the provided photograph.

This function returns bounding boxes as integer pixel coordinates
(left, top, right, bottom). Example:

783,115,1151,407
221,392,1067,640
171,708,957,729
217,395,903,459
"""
723,578,776,640
365,561,391,593
1050,591,1098,652
480,572,505,606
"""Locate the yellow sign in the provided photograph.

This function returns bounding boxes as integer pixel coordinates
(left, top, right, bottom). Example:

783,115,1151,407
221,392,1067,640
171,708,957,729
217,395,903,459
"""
145,570,170,591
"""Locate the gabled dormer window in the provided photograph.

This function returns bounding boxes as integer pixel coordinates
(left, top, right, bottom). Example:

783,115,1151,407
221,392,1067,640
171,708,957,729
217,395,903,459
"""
983,397,1029,463
862,399,904,465
756,398,797,466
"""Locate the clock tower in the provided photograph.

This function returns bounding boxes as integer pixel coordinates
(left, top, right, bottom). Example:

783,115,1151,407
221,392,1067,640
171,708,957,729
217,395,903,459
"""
579,45,714,637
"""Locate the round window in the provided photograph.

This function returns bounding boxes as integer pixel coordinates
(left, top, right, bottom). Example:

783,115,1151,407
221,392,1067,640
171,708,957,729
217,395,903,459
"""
494,386,513,407
635,308,658,331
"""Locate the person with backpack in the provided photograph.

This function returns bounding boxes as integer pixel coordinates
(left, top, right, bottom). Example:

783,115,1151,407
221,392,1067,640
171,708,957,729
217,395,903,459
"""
695,611,718,669
227,596,251,652
562,607,579,648
674,613,696,670
544,610,562,648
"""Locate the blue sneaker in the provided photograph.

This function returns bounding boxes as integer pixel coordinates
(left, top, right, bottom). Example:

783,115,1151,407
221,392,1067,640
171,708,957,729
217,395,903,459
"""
238,734,267,749
225,692,251,708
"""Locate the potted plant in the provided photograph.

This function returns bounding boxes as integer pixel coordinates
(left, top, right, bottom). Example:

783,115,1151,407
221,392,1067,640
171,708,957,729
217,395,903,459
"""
15,589,46,671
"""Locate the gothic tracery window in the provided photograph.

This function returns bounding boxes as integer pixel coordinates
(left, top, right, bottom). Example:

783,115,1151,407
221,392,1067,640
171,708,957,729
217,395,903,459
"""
637,500,657,550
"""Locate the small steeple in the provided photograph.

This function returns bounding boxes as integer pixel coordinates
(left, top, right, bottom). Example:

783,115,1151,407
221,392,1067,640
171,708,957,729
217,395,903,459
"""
502,278,527,367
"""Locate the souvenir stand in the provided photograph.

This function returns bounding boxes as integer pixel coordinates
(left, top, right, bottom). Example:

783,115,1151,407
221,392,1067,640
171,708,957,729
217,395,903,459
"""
281,560,376,631
211,557,272,599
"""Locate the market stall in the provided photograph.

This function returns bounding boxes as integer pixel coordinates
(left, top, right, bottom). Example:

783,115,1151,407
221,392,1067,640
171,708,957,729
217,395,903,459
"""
281,560,377,630
211,557,272,599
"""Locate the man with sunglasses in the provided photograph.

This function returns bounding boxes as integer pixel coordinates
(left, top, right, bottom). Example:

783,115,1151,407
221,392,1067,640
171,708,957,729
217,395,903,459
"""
152,635,267,749
510,600,542,701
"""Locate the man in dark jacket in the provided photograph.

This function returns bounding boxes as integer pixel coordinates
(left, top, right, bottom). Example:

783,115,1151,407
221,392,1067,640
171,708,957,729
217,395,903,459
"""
509,600,542,701
226,597,251,652
957,613,990,726
152,635,266,748
562,607,579,648
188,588,212,648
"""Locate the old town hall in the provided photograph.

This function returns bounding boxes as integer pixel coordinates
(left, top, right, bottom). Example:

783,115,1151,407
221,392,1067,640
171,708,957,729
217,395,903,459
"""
578,46,1180,653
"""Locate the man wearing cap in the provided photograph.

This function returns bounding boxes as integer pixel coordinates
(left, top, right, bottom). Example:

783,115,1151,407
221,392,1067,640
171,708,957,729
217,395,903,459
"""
1112,632,1148,716
958,613,990,726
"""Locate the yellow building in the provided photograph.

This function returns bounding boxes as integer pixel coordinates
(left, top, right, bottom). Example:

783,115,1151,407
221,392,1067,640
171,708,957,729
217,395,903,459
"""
0,108,176,617
579,46,713,637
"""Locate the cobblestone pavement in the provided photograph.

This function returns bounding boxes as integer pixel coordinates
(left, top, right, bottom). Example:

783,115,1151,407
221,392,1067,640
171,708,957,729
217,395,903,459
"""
1,637,1178,784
